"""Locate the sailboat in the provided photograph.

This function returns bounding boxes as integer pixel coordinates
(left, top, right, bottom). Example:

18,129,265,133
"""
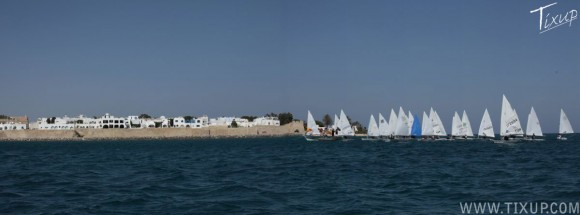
430,108,448,140
377,113,389,137
461,111,474,139
304,110,321,141
363,114,380,141
524,107,543,141
498,95,524,142
394,107,410,140
421,111,435,140
332,114,339,130
410,114,422,138
478,109,495,139
558,109,574,140
386,109,398,139
451,111,465,139
337,109,354,140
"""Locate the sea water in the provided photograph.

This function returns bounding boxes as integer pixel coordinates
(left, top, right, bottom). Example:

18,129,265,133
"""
1,135,579,214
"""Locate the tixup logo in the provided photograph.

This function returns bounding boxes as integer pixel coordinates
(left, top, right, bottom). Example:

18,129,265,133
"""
530,2,577,34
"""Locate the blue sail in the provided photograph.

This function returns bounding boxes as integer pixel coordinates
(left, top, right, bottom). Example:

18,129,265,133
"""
411,114,422,137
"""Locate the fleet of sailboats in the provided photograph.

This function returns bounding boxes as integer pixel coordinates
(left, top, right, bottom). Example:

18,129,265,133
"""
304,95,574,142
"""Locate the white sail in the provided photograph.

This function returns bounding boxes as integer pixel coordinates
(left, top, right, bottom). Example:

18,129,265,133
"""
332,114,339,129
367,115,379,137
461,110,474,137
394,107,409,136
407,111,414,135
430,109,446,136
387,109,398,136
500,95,524,137
451,111,463,137
337,110,354,136
306,110,320,135
422,111,434,136
436,111,447,136
526,107,543,137
560,109,574,134
478,109,494,138
378,113,389,136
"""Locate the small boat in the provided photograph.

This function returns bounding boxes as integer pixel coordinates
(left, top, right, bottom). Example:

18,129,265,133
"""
558,109,574,140
461,110,475,139
304,110,322,141
393,107,410,140
377,113,389,141
382,109,398,142
410,113,422,139
523,107,544,141
429,108,448,141
362,114,380,141
478,109,495,140
451,111,467,140
421,111,436,140
336,110,355,141
499,95,524,142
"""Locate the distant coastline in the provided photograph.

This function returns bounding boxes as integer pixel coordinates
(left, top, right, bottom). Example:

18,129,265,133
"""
0,121,305,141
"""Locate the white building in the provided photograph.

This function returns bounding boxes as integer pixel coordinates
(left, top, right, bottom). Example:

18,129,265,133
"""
98,113,127,129
0,122,27,130
37,116,75,130
209,117,252,127
252,117,280,126
37,115,101,130
126,116,141,128
172,117,204,128
0,116,28,130
154,116,170,128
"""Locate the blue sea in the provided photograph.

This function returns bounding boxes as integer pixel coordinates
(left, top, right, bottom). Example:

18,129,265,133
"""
1,135,580,214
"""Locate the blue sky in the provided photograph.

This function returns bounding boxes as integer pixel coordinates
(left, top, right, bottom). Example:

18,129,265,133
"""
0,0,579,132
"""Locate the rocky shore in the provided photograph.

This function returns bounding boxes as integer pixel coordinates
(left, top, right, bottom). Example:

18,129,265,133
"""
0,121,304,141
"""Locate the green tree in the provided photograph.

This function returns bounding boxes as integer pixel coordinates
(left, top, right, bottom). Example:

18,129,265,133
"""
184,116,194,121
322,114,333,127
0,115,10,119
139,114,152,119
231,120,238,128
277,112,294,125
265,112,278,117
241,116,258,122
315,120,324,127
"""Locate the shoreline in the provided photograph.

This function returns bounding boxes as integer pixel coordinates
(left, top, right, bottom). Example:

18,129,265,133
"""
0,121,304,141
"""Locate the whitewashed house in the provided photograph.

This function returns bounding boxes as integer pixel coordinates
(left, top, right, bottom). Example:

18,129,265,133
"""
0,116,28,130
127,116,142,128
37,116,74,130
98,113,127,129
155,116,170,128
0,122,27,130
209,117,251,127
172,117,204,128
252,117,280,126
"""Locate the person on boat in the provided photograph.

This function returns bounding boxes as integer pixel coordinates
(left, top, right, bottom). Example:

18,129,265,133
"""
331,128,335,137
532,133,535,140
503,136,509,141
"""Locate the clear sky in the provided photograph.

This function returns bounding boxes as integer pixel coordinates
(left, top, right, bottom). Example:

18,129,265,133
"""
1,0,579,132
